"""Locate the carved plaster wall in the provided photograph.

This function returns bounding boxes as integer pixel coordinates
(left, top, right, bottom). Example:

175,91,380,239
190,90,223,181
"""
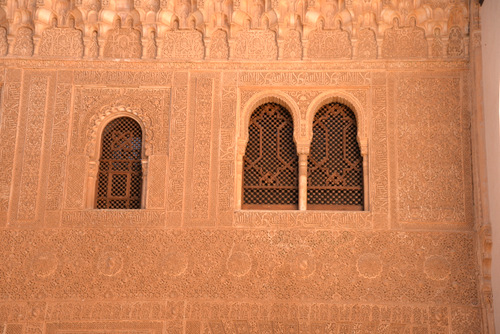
0,59,486,332
0,0,492,333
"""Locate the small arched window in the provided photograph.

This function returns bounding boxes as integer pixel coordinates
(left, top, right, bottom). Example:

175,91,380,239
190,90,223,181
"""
243,103,299,210
95,117,143,209
308,102,363,210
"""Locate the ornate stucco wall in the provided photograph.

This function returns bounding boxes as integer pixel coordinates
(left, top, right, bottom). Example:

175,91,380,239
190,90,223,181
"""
0,0,494,332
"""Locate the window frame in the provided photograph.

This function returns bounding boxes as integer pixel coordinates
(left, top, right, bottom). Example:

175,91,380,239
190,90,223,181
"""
236,90,369,211
86,112,149,210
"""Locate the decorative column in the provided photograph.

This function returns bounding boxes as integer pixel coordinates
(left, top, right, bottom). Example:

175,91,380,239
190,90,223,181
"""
359,138,369,211
141,159,149,209
297,145,309,211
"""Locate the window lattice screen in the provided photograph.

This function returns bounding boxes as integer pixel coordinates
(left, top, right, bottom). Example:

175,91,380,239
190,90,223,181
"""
308,102,363,210
243,103,299,209
96,117,143,209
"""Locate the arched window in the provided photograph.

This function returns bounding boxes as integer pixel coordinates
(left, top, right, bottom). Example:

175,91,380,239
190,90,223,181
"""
243,103,299,210
95,117,143,209
308,102,363,210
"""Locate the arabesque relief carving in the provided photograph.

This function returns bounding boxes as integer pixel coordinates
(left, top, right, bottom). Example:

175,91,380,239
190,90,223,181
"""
233,18,278,60
39,18,84,58
382,17,428,58
307,19,352,59
209,28,229,59
393,75,472,226
162,19,205,60
12,26,34,56
0,60,486,332
103,17,142,59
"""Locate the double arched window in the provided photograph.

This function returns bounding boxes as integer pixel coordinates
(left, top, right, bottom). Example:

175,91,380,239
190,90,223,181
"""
95,117,143,209
242,102,364,211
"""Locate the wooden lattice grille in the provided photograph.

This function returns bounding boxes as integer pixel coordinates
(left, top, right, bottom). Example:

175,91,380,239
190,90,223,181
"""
308,102,363,210
243,103,299,209
96,117,143,209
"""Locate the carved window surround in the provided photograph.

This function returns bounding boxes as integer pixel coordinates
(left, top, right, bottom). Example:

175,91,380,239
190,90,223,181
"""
86,108,151,210
236,89,369,211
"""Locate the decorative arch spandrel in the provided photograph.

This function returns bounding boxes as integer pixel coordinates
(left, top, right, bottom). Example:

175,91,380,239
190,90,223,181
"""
87,105,153,160
238,90,302,149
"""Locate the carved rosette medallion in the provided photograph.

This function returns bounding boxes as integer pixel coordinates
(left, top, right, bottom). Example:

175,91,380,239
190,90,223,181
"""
97,251,124,276
226,251,252,277
356,253,383,279
159,249,189,276
424,255,451,281
32,252,59,277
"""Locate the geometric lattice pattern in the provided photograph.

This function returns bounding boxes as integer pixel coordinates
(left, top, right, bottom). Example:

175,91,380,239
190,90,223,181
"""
243,103,299,209
96,117,143,209
308,102,363,210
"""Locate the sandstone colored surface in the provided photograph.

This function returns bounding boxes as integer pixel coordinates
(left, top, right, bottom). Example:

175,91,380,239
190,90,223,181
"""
0,0,494,332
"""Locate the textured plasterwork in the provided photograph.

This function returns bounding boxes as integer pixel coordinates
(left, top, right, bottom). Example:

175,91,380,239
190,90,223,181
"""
0,53,483,333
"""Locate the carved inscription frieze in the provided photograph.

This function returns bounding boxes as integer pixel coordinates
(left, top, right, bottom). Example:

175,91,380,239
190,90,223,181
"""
61,210,166,227
73,70,172,86
238,71,371,86
0,301,481,332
